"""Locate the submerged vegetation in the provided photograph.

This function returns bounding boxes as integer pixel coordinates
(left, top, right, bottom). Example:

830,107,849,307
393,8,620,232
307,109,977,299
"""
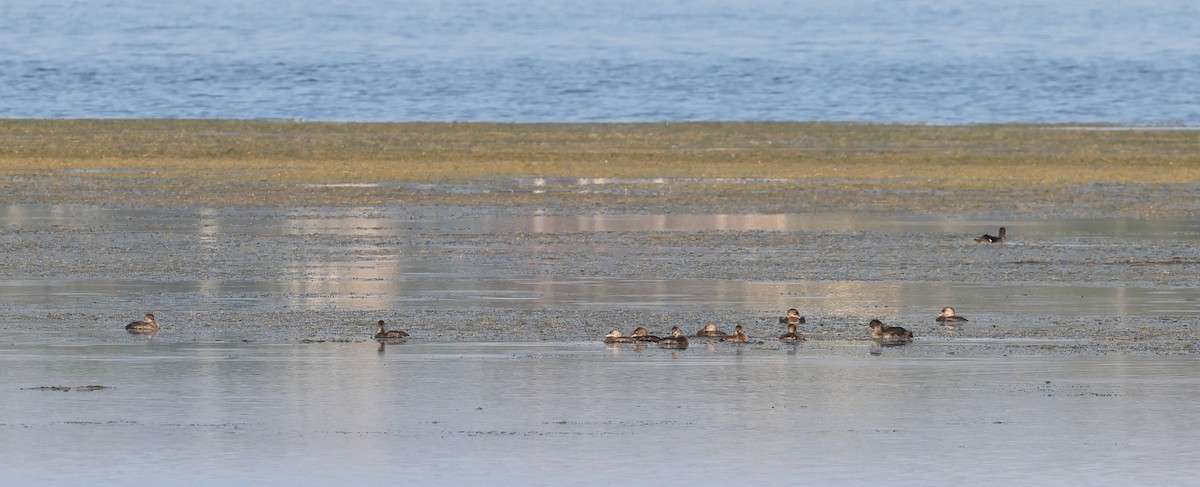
1,119,1197,214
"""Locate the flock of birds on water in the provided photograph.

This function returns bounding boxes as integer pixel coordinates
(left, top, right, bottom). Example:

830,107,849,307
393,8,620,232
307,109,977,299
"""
124,227,1007,348
596,305,969,350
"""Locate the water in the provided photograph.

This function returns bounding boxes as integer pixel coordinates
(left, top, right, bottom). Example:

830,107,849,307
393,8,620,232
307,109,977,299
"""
2,0,1198,123
3,203,1200,483
2,204,1198,325
3,341,1199,486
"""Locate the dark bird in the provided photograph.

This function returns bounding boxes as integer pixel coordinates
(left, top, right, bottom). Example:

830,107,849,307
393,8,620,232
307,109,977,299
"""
869,319,913,342
374,320,410,340
658,326,689,349
125,313,160,334
720,325,749,343
975,227,1006,243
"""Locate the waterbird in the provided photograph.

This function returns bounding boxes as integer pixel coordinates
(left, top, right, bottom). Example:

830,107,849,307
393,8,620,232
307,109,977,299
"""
975,227,1006,243
869,319,913,342
630,327,661,342
658,326,689,349
604,329,636,344
720,325,749,343
695,323,728,337
936,307,969,323
374,320,410,340
778,308,806,325
125,313,160,334
779,322,805,342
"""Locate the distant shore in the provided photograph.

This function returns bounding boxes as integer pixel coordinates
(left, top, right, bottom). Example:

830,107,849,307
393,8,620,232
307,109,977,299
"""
2,120,1198,216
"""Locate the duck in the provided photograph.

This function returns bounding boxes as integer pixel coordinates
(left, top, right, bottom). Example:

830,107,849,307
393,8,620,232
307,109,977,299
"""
630,327,661,342
778,308,806,325
869,319,913,341
936,307,969,323
695,323,728,337
125,313,160,334
974,227,1006,243
374,320,410,340
658,326,689,349
778,322,806,341
720,325,749,343
604,329,636,344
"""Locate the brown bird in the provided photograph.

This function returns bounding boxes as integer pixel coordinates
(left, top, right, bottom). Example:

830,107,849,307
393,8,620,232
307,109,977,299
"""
869,319,913,342
374,320,410,340
778,322,805,342
125,313,160,334
720,325,749,343
604,329,636,344
630,327,661,342
658,326,689,349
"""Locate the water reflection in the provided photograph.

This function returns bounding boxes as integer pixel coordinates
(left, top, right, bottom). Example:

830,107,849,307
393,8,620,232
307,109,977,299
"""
2,204,1198,319
5,204,1199,237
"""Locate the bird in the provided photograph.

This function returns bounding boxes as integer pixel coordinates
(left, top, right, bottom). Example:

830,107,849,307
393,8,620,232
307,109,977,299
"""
720,325,749,343
975,227,1006,243
603,329,636,344
778,308,806,325
373,320,410,340
779,322,805,342
125,313,160,334
695,323,728,337
630,327,661,342
936,307,969,324
658,326,689,349
869,319,913,342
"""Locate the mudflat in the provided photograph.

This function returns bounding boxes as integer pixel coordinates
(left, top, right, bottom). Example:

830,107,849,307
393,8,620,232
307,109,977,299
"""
2,120,1198,216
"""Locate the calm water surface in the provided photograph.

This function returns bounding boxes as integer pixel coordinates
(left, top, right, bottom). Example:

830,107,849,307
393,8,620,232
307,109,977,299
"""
3,205,1200,483
3,341,1199,486
2,0,1198,123
3,204,1199,321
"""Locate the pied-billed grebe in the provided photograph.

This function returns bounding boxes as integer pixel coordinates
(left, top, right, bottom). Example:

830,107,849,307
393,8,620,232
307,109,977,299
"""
125,313,160,334
779,322,805,342
374,320,410,340
975,227,1006,243
604,329,636,344
936,307,969,323
695,323,727,337
869,319,913,341
658,326,689,349
720,325,749,343
631,326,661,342
778,308,806,325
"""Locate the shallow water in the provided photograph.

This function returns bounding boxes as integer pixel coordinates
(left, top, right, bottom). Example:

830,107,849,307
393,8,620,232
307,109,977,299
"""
3,204,1198,326
3,341,1198,486
3,0,1199,123
3,203,1200,483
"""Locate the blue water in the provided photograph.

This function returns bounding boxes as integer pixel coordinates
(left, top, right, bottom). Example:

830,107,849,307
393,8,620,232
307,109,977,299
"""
2,0,1198,123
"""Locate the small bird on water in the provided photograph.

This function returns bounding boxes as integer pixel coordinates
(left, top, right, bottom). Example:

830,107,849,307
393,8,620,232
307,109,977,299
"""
975,227,1006,243
720,325,749,343
374,320,409,340
779,308,806,325
695,323,727,337
869,319,913,342
779,322,805,342
936,307,969,324
604,329,636,344
125,313,160,334
658,326,689,349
